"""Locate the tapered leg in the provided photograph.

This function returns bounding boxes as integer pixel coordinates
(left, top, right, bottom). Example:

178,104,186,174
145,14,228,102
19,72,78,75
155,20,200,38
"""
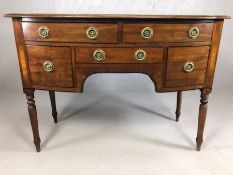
196,89,211,151
49,90,58,123
24,89,41,152
175,91,182,122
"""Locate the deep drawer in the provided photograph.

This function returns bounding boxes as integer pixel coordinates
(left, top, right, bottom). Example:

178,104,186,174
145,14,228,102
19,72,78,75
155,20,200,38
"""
22,23,118,43
123,23,214,43
165,46,210,87
26,46,73,87
75,47,164,63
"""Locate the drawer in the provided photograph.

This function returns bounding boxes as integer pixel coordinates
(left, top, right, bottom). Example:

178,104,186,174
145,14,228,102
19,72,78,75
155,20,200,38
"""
165,46,210,87
76,47,163,63
123,23,214,43
22,23,118,43
26,46,73,87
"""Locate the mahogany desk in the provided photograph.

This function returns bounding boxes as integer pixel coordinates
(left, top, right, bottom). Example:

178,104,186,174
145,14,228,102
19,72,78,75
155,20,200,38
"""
5,14,230,152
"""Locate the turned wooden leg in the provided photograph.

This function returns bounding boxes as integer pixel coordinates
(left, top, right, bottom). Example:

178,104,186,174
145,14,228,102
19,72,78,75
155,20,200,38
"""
24,89,41,152
196,89,211,151
49,90,58,123
175,91,182,122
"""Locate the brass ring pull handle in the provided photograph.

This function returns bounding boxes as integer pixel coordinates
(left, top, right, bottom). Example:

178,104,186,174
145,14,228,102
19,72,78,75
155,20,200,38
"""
141,27,153,39
86,27,99,40
93,49,105,61
38,26,49,38
188,27,199,39
43,61,54,72
135,49,146,61
184,61,194,73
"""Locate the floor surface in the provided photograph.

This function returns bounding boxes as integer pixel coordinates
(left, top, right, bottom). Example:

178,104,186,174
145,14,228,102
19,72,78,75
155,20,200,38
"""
0,90,233,175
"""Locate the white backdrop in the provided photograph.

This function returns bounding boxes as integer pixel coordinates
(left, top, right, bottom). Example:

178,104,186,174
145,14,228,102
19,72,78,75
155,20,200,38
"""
0,0,232,92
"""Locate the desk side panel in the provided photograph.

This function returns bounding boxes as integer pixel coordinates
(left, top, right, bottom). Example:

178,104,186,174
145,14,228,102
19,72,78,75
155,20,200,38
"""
205,20,224,88
12,18,32,88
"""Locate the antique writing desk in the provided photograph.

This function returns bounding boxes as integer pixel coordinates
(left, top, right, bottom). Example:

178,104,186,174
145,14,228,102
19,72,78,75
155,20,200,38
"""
5,14,230,152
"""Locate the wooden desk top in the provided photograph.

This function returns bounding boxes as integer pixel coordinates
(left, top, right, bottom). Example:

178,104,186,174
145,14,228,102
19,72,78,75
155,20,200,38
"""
5,13,230,19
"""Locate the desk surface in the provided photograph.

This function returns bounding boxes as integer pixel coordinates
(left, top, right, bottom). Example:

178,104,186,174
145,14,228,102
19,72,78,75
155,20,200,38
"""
5,13,230,19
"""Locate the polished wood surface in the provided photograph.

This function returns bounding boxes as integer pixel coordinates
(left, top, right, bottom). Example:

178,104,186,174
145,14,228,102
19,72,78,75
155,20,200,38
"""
5,14,229,152
76,63,163,92
123,23,214,43
166,46,209,87
49,90,58,123
175,91,182,122
23,23,118,43
5,13,230,19
76,47,163,63
24,89,40,152
27,45,73,87
196,89,211,151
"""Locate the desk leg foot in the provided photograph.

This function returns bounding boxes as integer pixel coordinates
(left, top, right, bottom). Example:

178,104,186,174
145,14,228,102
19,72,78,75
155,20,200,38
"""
175,91,182,122
24,89,41,152
49,90,58,123
196,89,211,151
34,139,41,152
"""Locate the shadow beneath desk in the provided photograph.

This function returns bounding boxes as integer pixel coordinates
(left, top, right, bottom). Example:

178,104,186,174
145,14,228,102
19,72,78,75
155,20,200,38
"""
125,132,194,151
42,93,182,150
43,126,193,151
173,125,196,148
124,100,174,121
57,93,175,122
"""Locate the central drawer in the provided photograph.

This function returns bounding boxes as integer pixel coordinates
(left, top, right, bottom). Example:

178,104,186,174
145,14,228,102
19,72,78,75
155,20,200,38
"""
75,47,164,63
22,23,118,43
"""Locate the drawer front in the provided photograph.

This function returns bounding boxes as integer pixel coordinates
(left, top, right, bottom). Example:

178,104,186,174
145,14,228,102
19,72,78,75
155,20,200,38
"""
123,23,214,43
23,23,118,43
166,46,210,87
76,47,163,63
27,46,73,87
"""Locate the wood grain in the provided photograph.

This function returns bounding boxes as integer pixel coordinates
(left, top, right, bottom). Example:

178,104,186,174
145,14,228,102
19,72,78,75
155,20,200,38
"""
76,47,163,63
13,18,32,88
5,13,231,20
24,89,41,152
123,23,214,43
76,63,162,92
26,46,73,87
25,41,212,47
23,23,118,43
166,46,210,87
205,20,224,88
196,89,211,151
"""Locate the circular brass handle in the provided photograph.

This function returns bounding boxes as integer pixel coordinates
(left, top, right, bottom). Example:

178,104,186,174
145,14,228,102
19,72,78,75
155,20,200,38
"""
188,27,199,39
93,49,105,61
141,27,153,39
135,49,146,61
38,26,49,38
43,61,54,72
86,27,99,40
184,61,194,73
